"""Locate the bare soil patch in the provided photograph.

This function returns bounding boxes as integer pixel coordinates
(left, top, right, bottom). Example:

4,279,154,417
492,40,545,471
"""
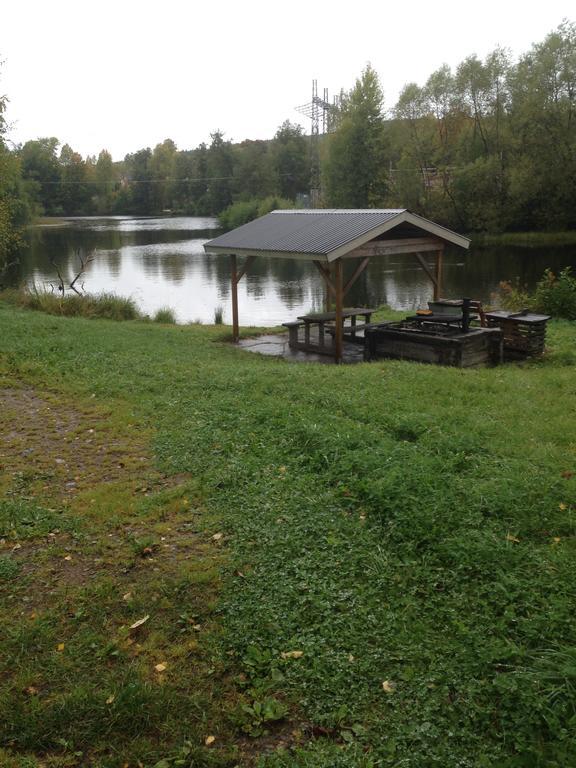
0,386,149,498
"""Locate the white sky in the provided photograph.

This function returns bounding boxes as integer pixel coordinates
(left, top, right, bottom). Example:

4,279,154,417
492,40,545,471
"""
2,0,574,160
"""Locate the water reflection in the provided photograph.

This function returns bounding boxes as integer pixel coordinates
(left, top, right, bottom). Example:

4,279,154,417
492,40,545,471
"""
10,216,576,325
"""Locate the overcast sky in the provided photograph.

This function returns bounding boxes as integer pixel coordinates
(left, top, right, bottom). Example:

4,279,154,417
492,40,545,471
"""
2,0,574,160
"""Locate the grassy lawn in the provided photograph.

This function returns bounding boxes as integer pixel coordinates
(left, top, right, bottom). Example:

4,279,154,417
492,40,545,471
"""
0,302,575,768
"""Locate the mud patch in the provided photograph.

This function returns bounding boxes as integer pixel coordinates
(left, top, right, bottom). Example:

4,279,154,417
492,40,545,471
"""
0,386,149,498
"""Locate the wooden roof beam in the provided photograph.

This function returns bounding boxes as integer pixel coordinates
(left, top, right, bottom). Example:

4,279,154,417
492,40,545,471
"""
343,237,444,259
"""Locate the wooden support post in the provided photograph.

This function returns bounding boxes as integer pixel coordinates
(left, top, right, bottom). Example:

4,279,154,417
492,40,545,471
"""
434,246,444,301
343,256,370,297
325,265,332,314
229,254,255,343
230,254,239,343
334,258,343,364
313,260,336,309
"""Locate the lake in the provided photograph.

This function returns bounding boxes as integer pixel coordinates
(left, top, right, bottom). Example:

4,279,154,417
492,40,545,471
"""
10,216,576,325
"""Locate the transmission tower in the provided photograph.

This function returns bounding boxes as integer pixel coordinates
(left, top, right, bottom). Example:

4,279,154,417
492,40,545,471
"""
295,80,338,206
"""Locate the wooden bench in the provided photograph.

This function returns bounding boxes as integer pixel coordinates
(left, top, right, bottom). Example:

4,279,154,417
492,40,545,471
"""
326,321,390,343
283,308,376,353
282,321,305,349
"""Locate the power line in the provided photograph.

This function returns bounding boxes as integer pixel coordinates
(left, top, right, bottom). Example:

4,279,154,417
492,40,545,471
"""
27,173,296,186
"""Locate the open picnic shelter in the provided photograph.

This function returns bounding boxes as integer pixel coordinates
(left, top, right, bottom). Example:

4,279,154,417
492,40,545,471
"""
203,209,471,363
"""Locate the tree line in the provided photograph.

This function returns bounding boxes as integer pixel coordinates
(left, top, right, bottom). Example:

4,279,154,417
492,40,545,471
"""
1,20,575,272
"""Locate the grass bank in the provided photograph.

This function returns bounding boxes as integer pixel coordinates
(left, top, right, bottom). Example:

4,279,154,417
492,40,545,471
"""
1,288,177,324
0,300,575,767
472,230,576,247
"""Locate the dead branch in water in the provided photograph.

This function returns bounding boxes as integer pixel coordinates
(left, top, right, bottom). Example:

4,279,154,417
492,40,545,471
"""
50,250,95,296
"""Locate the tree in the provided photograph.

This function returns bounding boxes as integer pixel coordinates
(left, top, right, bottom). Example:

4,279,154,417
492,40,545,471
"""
0,63,32,280
323,64,388,207
94,150,116,214
123,148,153,214
58,143,93,215
508,21,576,228
271,120,308,200
204,131,234,214
150,138,177,212
19,137,62,214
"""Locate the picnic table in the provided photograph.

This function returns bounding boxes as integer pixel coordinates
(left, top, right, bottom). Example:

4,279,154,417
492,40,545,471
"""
283,307,376,353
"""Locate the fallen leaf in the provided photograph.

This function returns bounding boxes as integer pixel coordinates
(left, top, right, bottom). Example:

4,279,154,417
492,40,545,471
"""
57,643,65,652
552,537,561,544
348,654,355,662
505,533,520,543
129,615,150,632
122,592,132,602
12,543,22,551
281,650,304,659
382,680,395,693
63,555,72,561
106,694,115,705
559,502,568,511
205,735,216,746
212,532,223,541
25,686,39,696
154,662,167,673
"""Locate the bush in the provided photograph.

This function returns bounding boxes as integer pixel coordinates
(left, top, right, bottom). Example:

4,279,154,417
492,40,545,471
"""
493,279,533,311
213,305,224,325
218,196,295,231
533,268,576,320
218,200,259,231
494,269,576,320
153,307,177,324
1,288,142,321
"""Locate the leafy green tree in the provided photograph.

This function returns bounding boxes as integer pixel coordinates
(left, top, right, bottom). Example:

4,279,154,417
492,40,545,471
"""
232,139,275,200
123,148,153,214
19,137,62,214
58,143,93,215
204,131,234,214
150,138,177,212
508,21,576,228
0,65,32,280
271,120,309,199
94,150,116,213
323,64,388,207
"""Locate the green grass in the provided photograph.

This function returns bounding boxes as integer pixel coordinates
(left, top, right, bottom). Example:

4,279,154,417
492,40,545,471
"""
1,287,142,320
153,307,177,324
0,298,575,767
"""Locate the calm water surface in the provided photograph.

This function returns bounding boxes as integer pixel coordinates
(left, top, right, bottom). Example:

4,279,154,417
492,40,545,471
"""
11,216,576,325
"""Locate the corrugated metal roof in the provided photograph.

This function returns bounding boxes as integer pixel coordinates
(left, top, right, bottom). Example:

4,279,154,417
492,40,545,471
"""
204,209,470,261
205,209,405,256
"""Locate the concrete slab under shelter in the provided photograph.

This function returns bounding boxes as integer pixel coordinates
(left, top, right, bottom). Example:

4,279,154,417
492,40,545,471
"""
237,332,365,364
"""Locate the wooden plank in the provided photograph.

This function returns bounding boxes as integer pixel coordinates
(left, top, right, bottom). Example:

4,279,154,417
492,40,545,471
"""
414,253,438,289
298,307,375,322
234,255,256,285
313,260,336,297
230,254,239,343
345,237,443,259
343,257,370,297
